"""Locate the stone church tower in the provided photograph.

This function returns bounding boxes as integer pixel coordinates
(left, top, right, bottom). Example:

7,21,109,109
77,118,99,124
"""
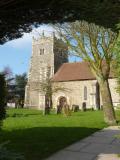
24,33,68,109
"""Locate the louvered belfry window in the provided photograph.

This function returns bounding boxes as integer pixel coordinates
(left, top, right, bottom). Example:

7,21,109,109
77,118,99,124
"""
40,49,44,55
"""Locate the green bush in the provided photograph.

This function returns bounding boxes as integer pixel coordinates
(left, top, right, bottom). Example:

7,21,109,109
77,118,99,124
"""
0,74,6,128
0,141,25,160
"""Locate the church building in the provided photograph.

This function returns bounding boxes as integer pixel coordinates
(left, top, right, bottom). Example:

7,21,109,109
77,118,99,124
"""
52,62,120,110
24,34,68,109
24,34,120,110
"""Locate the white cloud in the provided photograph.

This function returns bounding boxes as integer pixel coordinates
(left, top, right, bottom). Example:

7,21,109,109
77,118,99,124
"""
6,33,32,49
6,25,56,49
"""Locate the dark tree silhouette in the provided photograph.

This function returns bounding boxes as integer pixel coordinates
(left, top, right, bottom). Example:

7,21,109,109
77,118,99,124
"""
0,0,120,44
15,73,27,108
0,74,6,129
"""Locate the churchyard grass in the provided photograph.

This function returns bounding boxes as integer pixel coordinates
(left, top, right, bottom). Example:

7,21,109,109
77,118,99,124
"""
0,108,119,160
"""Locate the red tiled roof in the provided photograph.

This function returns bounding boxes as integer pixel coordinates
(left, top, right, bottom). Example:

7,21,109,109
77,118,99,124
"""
53,62,113,82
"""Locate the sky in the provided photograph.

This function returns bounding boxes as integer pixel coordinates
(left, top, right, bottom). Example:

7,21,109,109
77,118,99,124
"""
0,25,80,76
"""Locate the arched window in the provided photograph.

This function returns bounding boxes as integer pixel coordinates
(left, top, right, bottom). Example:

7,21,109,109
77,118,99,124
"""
84,86,87,100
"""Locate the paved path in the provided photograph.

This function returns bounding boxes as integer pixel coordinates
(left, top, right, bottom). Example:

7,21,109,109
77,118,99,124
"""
46,126,120,160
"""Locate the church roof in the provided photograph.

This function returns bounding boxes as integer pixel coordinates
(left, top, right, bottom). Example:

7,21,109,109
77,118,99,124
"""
52,62,114,82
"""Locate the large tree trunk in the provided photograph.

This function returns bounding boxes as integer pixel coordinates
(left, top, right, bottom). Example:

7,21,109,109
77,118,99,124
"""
99,79,116,125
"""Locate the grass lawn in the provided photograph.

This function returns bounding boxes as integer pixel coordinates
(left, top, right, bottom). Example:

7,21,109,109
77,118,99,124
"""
0,109,119,160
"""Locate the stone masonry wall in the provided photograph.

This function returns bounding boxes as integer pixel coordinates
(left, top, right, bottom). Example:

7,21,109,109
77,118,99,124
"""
52,78,120,110
24,35,68,109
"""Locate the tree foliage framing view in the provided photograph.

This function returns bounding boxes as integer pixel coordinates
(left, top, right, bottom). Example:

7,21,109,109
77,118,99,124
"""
0,0,120,44
0,74,6,129
55,20,118,125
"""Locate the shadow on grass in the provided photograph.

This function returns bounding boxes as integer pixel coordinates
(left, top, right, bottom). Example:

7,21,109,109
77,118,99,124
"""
6,113,42,118
0,127,100,160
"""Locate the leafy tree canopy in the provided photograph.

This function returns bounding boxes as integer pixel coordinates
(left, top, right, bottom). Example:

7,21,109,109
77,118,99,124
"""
56,20,117,125
0,0,120,44
113,31,120,93
15,73,27,100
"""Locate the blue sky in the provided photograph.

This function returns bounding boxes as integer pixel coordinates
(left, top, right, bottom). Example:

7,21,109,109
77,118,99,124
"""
0,33,32,75
0,25,80,75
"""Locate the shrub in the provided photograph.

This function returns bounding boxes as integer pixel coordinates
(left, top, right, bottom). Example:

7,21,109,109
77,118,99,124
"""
0,141,25,160
0,74,6,129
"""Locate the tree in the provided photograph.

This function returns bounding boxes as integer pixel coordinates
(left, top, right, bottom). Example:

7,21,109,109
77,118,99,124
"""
15,73,27,108
1,70,27,108
113,29,120,93
2,66,13,78
2,66,15,103
0,0,119,44
56,21,118,125
0,74,6,129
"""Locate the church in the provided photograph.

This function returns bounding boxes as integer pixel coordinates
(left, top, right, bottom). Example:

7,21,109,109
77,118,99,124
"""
24,34,120,110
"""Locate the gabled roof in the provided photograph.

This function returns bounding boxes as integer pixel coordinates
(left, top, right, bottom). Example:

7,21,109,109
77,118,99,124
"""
53,62,113,82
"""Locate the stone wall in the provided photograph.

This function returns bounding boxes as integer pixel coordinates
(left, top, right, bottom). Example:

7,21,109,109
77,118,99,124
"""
24,34,68,109
109,79,120,106
52,80,97,110
52,78,120,110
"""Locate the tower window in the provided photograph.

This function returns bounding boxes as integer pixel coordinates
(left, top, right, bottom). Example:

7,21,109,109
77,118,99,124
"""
39,49,44,55
84,86,87,100
60,52,63,57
